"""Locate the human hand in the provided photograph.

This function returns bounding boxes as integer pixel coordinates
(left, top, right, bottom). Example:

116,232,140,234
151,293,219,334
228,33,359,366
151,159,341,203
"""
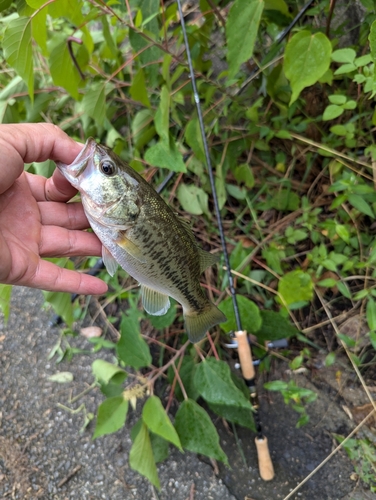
0,123,108,295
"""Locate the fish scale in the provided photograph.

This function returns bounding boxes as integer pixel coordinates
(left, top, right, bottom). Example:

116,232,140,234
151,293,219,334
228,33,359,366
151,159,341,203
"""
56,138,226,343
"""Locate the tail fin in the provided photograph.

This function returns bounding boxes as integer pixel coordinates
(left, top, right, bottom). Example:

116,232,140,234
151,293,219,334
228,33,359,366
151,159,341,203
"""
184,303,226,343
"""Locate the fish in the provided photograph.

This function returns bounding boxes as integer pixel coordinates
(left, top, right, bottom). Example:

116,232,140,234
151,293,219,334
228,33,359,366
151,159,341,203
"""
56,138,226,343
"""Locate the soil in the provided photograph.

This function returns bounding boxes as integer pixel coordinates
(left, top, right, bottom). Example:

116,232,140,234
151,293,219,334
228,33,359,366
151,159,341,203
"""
0,286,375,500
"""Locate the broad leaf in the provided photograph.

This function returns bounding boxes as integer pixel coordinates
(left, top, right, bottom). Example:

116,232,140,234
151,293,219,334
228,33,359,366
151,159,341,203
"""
256,310,299,341
150,432,169,463
3,17,34,98
130,68,151,108
93,396,128,438
168,356,200,402
367,298,376,331
278,269,313,307
284,30,332,104
116,313,152,369
218,295,262,334
49,38,86,99
177,183,209,215
144,139,186,172
154,85,170,141
82,82,112,126
129,421,160,488
185,117,205,162
194,358,252,410
43,291,74,326
142,396,182,450
369,20,376,63
92,359,127,385
348,194,375,218
226,0,264,79
175,399,228,464
31,8,47,55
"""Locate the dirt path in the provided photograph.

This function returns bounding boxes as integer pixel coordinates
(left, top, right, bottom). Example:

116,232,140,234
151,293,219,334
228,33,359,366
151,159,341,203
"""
0,287,372,499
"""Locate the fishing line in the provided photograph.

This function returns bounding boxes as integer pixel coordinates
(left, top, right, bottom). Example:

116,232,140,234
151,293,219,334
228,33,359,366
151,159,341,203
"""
176,0,274,481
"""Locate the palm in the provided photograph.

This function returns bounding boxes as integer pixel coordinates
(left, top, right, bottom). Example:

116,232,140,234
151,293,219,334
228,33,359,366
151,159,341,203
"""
0,171,103,293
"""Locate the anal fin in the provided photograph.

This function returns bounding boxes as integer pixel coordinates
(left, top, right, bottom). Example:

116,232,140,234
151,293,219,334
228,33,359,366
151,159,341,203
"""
141,285,170,316
102,246,118,277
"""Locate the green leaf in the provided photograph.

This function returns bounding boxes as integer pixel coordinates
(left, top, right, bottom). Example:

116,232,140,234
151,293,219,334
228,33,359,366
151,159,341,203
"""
284,30,332,104
49,38,86,99
144,139,186,172
102,15,118,58
331,48,356,64
43,291,74,326
130,421,160,488
348,194,375,218
48,0,84,25
0,284,12,323
31,8,47,55
323,104,344,121
130,68,151,108
116,313,152,369
168,356,200,402
256,310,299,341
264,380,288,391
3,17,34,99
150,432,170,463
93,396,129,438
82,82,112,126
278,270,313,307
0,0,12,11
369,20,376,63
336,224,350,243
270,189,299,211
47,371,74,383
175,399,229,465
233,164,255,188
328,94,346,105
185,117,205,162
92,359,127,385
194,358,252,410
148,300,177,329
333,63,357,75
142,396,182,450
226,0,264,79
367,298,376,331
330,125,347,136
219,295,262,334
154,85,170,142
369,330,376,351
177,183,209,215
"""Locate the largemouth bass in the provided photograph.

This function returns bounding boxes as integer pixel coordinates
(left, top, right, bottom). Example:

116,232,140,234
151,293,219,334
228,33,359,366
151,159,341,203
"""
56,138,226,343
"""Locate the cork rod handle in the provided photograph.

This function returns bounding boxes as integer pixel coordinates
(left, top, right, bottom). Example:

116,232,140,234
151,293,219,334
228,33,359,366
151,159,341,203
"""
255,436,275,481
234,330,255,380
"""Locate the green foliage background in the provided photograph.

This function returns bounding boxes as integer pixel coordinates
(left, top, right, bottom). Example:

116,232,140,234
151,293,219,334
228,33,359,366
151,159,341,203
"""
1,0,376,490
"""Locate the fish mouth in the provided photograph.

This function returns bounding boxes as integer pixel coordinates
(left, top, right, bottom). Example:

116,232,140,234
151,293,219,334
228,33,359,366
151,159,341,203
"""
56,137,97,179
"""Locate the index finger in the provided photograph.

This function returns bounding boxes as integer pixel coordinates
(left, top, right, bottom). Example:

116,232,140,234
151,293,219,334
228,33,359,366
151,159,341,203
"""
0,123,83,195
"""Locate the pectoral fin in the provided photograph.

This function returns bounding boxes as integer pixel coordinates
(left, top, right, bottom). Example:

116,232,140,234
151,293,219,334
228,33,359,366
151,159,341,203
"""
141,285,170,316
115,231,146,263
102,246,118,277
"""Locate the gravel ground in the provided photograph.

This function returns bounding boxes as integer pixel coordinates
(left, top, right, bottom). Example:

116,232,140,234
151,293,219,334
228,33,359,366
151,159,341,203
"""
0,287,374,500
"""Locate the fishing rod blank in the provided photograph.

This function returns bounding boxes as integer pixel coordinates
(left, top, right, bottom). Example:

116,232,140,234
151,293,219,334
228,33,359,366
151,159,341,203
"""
176,0,274,481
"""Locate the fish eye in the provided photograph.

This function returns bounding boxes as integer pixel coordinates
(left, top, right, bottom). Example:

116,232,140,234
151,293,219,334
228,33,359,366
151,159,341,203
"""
100,160,116,176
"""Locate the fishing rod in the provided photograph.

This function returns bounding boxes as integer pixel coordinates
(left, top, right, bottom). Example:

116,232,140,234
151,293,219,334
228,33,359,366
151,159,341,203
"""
176,0,274,481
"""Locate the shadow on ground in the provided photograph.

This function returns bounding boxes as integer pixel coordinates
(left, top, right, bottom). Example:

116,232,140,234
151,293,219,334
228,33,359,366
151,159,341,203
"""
0,287,373,499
